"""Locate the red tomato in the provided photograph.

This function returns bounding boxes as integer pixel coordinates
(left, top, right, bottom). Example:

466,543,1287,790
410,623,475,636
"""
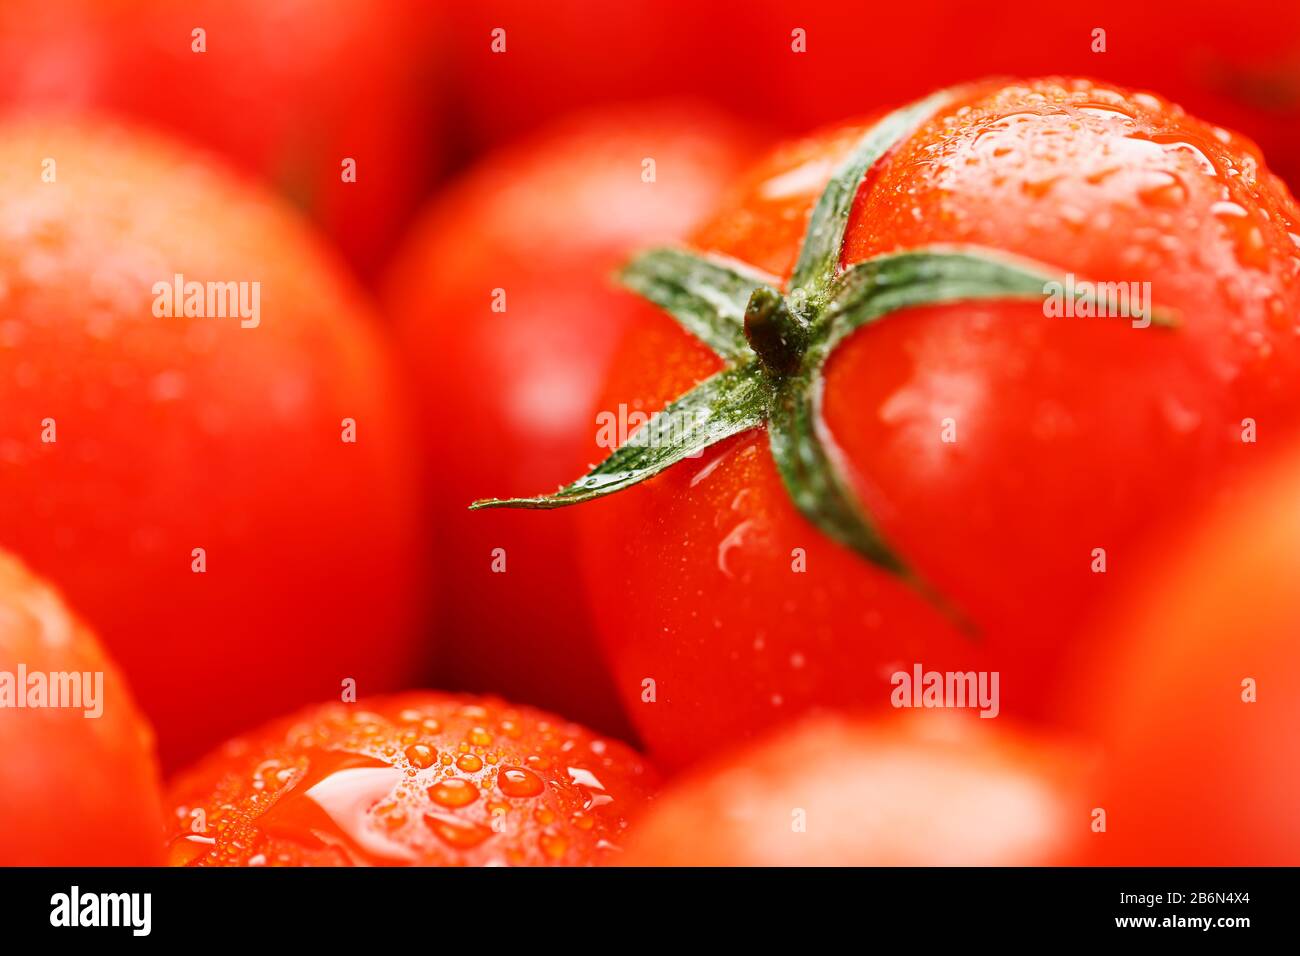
622,712,1089,865
570,78,1300,768
1067,444,1300,865
447,2,1300,189
166,692,658,866
385,104,755,735
0,118,430,769
0,550,164,865
0,0,442,279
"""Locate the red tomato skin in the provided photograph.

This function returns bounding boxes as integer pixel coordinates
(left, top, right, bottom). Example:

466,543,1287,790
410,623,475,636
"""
1067,444,1300,865
0,551,165,865
578,79,1300,769
0,0,442,279
385,105,756,737
166,692,658,867
621,712,1090,866
0,118,431,769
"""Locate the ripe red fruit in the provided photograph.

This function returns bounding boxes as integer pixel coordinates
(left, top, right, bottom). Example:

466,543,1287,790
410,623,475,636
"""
166,693,658,866
0,117,430,768
0,550,164,865
0,0,442,278
1070,444,1300,864
486,78,1300,769
622,713,1088,865
386,105,754,734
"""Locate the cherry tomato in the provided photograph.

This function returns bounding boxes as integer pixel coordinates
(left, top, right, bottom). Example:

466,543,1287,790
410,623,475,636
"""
385,104,755,735
622,712,1088,865
0,117,431,768
166,692,658,866
0,0,443,278
0,550,164,865
1068,444,1300,864
571,78,1300,768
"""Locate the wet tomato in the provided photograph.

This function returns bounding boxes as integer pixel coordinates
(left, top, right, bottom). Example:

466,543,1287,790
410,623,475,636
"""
0,118,430,768
166,692,657,866
492,78,1300,768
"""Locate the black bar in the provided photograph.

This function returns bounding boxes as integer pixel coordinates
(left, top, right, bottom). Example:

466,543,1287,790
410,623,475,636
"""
0,866,1282,941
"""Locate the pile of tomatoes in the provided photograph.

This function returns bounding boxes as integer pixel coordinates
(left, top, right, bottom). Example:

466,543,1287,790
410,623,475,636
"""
1,2,1298,867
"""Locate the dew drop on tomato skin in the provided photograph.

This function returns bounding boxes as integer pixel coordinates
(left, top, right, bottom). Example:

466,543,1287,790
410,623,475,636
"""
456,753,483,773
428,778,479,808
404,744,437,769
425,813,494,850
257,753,416,865
498,766,545,798
168,833,215,866
1212,200,1273,271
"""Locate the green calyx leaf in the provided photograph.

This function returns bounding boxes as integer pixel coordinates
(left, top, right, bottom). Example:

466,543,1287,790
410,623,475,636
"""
470,362,772,510
790,89,956,301
616,248,780,361
472,86,1178,623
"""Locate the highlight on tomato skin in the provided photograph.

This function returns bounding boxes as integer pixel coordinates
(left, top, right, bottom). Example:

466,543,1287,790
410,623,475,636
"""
165,693,658,867
0,550,165,867
619,712,1093,867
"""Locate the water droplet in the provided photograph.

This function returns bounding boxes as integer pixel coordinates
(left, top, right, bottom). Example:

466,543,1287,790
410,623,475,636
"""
425,812,493,849
498,766,545,798
428,778,479,808
457,753,484,773
1135,170,1187,208
405,744,437,769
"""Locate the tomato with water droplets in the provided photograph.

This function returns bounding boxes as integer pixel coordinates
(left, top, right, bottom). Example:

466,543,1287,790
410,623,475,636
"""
165,693,657,866
569,78,1300,769
0,118,431,769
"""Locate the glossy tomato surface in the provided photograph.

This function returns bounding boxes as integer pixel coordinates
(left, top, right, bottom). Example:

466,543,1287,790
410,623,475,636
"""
578,78,1300,768
0,550,164,865
386,105,755,736
0,0,442,278
1067,445,1300,865
0,118,431,768
622,712,1089,865
166,692,658,866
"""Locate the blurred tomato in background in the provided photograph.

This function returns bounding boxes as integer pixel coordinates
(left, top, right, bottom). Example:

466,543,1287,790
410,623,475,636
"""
0,0,443,280
1067,443,1300,865
0,551,164,865
0,118,431,769
622,713,1090,865
385,104,756,736
446,1,1300,190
